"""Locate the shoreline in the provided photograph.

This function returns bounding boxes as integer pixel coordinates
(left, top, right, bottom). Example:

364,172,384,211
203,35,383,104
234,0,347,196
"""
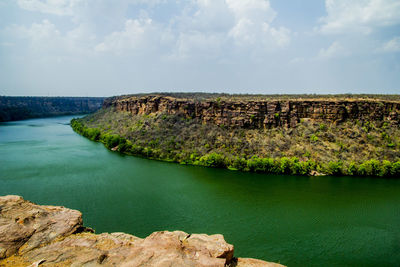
71,118,400,177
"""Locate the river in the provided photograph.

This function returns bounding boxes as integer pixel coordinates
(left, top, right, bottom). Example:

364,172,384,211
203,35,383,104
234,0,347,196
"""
0,116,399,266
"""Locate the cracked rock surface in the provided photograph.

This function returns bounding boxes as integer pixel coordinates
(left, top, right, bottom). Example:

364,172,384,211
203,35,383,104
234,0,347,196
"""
0,195,284,267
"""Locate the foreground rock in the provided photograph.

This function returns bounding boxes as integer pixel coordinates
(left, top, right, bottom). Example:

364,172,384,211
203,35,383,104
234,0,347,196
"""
0,196,284,267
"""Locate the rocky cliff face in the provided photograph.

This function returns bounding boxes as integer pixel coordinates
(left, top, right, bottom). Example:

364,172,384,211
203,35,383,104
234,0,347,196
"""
0,195,283,267
104,95,400,128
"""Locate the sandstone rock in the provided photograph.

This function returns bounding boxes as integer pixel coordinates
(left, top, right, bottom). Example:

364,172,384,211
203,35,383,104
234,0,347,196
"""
0,195,83,259
104,95,400,129
0,196,284,267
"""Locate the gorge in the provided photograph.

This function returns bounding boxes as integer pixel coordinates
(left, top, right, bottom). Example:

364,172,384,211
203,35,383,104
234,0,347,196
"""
1,115,399,266
72,93,400,177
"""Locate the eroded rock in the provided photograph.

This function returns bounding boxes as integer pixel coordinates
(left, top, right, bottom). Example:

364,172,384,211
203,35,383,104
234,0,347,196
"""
104,95,400,128
0,195,83,259
0,196,284,266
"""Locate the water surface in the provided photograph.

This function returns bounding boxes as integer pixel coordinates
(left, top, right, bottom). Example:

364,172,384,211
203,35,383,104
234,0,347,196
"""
1,116,399,266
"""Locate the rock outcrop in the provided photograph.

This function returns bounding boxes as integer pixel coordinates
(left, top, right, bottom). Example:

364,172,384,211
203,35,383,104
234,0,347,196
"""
0,196,283,267
104,95,400,128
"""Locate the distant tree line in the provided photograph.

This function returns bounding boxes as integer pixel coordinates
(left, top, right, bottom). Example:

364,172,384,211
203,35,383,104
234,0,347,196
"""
0,96,104,122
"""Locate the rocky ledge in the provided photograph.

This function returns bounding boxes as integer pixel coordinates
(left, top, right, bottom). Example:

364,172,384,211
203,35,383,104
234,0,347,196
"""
104,95,400,128
0,196,283,267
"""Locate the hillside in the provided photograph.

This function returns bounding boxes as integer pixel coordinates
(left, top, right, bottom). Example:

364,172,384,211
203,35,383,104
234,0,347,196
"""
0,96,104,122
71,93,400,177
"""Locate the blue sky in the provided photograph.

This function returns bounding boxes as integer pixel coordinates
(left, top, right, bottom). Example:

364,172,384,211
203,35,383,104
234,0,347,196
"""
0,0,399,96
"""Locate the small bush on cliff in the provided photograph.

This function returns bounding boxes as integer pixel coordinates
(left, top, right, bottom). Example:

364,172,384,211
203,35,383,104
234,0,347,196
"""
325,161,343,175
247,156,274,173
101,134,121,148
230,157,248,171
198,153,226,168
86,128,101,141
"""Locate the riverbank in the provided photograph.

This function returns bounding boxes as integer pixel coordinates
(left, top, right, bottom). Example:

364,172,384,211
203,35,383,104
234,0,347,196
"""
0,195,282,267
71,93,400,177
2,115,400,266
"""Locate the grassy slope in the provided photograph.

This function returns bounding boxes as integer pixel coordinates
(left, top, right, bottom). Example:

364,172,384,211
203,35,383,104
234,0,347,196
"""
71,107,400,177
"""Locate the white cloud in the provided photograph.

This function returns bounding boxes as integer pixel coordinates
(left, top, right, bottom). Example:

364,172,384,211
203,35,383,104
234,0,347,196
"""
94,17,171,55
16,0,166,16
94,0,290,57
13,19,61,42
318,41,346,59
319,0,400,34
227,0,290,48
226,0,276,23
187,0,233,32
6,19,97,57
381,37,400,52
17,0,83,16
173,32,225,59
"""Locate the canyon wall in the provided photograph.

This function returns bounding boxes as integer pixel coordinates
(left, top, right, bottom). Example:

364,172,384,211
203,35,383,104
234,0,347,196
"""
104,95,400,128
0,96,105,122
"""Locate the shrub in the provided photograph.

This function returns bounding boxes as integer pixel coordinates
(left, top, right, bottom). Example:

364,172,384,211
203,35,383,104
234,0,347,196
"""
391,161,400,175
199,153,226,168
130,144,143,155
86,128,101,141
346,162,358,175
298,160,316,175
71,109,400,178
277,157,291,174
102,134,121,148
380,160,392,176
357,159,381,176
231,157,248,171
310,134,318,142
247,156,274,173
326,161,343,175
143,147,153,157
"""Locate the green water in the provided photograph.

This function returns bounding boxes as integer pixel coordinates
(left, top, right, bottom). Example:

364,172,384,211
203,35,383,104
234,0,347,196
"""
0,116,399,266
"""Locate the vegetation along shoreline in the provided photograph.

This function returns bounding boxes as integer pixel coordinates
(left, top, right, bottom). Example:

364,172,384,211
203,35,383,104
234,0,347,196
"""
71,93,400,177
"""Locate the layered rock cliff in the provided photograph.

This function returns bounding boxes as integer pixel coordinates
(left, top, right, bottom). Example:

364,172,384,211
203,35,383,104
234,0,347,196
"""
0,96,104,122
0,195,283,267
104,94,400,128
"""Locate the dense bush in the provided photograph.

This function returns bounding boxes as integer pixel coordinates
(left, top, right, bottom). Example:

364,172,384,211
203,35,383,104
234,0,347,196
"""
198,153,226,168
70,110,400,178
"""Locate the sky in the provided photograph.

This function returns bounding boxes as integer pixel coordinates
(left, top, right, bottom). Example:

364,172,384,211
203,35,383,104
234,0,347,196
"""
0,0,399,97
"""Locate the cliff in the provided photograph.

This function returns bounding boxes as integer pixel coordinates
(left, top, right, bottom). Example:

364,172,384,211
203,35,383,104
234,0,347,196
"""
0,96,105,122
0,195,283,267
104,94,400,128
